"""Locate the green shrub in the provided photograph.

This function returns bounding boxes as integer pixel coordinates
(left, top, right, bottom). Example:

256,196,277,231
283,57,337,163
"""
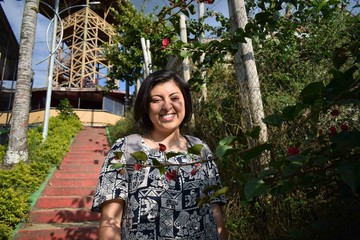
107,111,141,145
0,188,29,240
56,98,79,119
0,115,82,239
28,115,82,165
0,145,5,163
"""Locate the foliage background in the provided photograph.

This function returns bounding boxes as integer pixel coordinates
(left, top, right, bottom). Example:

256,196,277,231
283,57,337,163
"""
108,0,360,239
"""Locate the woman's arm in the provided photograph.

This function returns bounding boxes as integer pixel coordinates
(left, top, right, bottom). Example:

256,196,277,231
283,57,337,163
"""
98,199,125,240
212,203,228,240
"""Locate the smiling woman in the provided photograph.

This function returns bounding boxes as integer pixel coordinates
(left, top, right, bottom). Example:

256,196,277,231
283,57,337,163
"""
92,70,228,240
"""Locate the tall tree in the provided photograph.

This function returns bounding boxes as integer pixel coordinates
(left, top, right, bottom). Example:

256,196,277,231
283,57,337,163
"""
4,0,40,166
228,0,268,145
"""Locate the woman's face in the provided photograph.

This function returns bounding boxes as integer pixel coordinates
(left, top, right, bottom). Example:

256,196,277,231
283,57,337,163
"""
148,80,185,134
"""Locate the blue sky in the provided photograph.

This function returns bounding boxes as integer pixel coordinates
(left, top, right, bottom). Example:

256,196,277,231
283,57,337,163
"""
0,0,228,89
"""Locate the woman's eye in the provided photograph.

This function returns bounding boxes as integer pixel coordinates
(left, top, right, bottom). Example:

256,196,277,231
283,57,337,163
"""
152,99,161,103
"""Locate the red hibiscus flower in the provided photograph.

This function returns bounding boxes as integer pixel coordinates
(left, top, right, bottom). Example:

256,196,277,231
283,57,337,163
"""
340,123,349,132
330,109,340,116
134,163,143,171
161,38,170,50
287,146,299,156
328,126,337,136
166,170,177,181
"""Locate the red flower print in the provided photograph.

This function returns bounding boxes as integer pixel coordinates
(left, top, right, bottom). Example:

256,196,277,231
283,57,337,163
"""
134,163,143,171
287,146,299,156
340,123,349,132
330,109,340,116
191,169,199,176
159,143,167,152
165,170,177,181
328,126,337,136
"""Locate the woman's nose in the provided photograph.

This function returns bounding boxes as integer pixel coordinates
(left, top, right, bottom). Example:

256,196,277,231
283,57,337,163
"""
162,100,173,111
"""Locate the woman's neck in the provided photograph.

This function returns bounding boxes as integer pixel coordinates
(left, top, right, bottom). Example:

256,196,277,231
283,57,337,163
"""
147,130,187,151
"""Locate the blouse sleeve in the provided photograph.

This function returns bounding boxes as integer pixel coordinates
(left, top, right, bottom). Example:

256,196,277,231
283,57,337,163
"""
203,142,227,206
91,138,129,212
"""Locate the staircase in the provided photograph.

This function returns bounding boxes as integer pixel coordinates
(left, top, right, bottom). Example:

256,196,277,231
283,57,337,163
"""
14,127,109,240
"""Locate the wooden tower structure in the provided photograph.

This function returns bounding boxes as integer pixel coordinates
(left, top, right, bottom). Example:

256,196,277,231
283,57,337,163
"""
39,0,119,89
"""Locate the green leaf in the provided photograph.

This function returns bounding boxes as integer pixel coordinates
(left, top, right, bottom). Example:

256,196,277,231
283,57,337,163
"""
188,144,204,156
152,159,166,174
180,50,192,58
241,143,272,161
270,180,296,196
258,168,278,178
263,114,282,127
110,162,124,169
331,131,360,151
313,156,329,166
197,195,210,206
282,155,305,177
337,160,360,194
113,151,124,159
310,97,324,124
215,144,234,158
218,136,237,146
130,151,148,162
188,4,196,15
282,103,305,121
244,178,269,200
165,152,183,159
300,82,324,105
180,8,190,18
202,185,220,194
244,126,261,139
211,186,229,200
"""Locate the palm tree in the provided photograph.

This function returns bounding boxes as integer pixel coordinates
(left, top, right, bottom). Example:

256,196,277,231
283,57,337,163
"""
4,0,40,166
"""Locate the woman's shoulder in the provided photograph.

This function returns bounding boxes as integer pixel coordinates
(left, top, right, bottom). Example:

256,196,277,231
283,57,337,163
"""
112,134,143,151
184,135,204,145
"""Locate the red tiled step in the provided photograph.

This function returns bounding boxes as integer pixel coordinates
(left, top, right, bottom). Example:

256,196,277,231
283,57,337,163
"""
57,164,103,171
60,159,104,164
29,208,100,223
43,186,96,196
36,196,94,209
61,156,105,165
64,150,108,155
64,152,104,160
53,172,100,178
14,222,98,240
48,178,98,187
54,168,102,174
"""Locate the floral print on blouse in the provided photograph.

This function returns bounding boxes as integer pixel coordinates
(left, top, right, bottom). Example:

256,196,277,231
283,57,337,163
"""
92,136,226,240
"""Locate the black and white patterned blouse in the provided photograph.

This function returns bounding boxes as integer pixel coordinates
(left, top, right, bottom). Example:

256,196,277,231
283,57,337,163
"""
92,136,226,240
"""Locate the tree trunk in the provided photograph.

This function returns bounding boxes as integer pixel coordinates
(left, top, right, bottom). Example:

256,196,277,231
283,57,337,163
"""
228,0,268,144
4,0,40,166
